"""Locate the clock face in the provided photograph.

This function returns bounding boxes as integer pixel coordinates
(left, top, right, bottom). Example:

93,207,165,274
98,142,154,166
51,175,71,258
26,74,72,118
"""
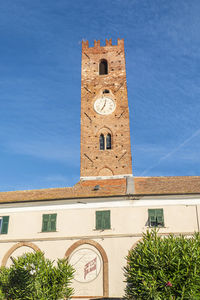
94,97,116,115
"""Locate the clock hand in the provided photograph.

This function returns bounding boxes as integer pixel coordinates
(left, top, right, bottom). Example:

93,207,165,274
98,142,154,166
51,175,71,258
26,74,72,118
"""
101,99,107,111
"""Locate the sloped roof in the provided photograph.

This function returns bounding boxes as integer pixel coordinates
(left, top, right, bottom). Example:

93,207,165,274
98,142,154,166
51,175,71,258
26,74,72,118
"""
0,176,200,204
134,176,200,195
0,178,127,203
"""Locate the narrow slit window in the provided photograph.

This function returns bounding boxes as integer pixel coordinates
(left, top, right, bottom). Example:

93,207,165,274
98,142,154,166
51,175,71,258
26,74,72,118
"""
106,134,111,149
99,59,108,75
100,134,105,150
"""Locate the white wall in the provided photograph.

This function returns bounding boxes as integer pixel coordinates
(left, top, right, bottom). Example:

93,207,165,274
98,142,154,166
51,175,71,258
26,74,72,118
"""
0,195,200,298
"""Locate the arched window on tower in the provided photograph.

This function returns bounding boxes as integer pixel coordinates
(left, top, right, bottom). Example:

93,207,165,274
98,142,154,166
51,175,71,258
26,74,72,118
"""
106,134,111,150
99,59,108,75
99,134,105,150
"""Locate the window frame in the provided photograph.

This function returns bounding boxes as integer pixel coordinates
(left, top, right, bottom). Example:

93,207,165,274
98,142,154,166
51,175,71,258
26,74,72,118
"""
99,59,108,75
95,210,111,230
42,213,57,232
106,133,112,150
99,132,112,150
99,134,105,150
0,216,10,234
148,209,164,228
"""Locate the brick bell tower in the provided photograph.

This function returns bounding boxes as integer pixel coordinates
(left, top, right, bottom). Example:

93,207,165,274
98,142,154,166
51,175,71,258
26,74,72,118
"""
80,38,132,179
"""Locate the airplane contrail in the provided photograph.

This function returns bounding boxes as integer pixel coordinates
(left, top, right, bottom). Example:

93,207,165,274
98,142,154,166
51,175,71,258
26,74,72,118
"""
140,128,200,176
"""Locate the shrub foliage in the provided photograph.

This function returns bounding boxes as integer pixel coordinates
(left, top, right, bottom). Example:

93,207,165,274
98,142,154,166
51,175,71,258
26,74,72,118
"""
0,251,74,300
124,230,200,300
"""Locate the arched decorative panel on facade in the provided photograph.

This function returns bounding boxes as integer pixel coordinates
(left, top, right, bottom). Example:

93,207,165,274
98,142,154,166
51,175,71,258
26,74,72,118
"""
65,239,109,298
1,242,41,267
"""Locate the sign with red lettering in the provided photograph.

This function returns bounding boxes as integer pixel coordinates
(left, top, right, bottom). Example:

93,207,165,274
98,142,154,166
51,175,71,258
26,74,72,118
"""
84,257,97,279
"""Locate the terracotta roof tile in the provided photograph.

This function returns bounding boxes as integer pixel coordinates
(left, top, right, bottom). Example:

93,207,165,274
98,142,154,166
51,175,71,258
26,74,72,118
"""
0,178,127,203
134,176,200,195
1,176,200,204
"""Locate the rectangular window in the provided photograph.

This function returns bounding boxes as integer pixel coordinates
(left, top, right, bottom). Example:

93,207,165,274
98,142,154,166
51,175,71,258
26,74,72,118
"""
148,209,164,227
0,216,10,234
96,210,110,230
42,214,57,232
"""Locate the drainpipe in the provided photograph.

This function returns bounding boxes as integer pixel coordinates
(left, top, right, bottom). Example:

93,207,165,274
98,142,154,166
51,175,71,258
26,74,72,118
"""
196,205,200,232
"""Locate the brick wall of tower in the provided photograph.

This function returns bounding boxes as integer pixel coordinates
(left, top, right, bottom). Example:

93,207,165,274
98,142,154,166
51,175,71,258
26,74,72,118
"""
80,38,133,178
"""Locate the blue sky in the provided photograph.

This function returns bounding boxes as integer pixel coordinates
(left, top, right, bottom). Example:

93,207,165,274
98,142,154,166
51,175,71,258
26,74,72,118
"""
0,0,200,191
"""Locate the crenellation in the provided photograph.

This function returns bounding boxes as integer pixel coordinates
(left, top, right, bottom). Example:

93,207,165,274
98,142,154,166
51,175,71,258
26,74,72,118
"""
82,38,124,52
94,40,100,48
106,38,112,46
82,40,89,49
117,38,124,47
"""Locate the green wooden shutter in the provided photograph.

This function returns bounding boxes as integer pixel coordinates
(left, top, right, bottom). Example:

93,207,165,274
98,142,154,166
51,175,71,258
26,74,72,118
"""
42,214,57,232
1,216,9,234
50,214,57,231
96,211,110,230
103,211,110,229
156,209,164,226
96,211,102,230
148,209,156,226
42,214,49,232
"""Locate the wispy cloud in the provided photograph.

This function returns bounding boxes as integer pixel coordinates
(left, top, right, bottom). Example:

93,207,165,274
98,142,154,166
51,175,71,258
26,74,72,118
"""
140,128,200,176
5,138,79,166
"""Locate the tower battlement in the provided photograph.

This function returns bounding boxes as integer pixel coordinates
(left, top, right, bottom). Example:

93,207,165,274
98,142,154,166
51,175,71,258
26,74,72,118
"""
82,38,124,50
